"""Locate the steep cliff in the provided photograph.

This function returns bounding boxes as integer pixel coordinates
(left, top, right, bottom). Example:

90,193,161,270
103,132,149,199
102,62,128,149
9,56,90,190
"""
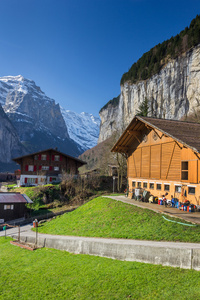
0,104,26,163
98,44,200,143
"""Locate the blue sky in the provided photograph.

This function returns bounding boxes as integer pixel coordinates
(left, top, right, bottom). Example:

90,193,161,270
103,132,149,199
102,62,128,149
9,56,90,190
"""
0,0,200,116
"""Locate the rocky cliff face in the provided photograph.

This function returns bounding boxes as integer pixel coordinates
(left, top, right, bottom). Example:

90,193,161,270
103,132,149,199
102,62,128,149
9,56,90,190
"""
0,104,26,163
98,44,200,143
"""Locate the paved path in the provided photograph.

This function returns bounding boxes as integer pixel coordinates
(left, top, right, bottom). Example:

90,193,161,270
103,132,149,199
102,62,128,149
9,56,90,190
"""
0,223,32,237
10,229,200,249
4,221,200,250
104,195,200,225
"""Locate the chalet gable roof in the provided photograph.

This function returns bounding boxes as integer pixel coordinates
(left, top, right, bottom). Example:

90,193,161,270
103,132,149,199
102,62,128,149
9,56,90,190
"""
111,116,200,154
13,148,86,165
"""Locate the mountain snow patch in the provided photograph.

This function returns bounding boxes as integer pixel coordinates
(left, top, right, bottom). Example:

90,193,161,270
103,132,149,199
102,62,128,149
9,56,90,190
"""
61,108,100,151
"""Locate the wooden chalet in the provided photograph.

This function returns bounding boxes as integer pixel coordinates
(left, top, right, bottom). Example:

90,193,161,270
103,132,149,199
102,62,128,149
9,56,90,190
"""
0,193,33,223
13,148,86,187
111,116,200,205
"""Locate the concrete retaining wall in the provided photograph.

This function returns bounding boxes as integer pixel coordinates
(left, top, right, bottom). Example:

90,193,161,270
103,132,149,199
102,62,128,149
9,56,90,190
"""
14,233,200,271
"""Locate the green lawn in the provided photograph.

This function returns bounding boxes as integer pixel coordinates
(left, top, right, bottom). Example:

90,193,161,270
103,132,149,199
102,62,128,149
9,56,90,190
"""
37,196,200,243
1,237,200,299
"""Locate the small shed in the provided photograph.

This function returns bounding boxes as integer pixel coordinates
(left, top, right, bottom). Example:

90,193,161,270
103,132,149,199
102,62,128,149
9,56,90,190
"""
0,193,33,223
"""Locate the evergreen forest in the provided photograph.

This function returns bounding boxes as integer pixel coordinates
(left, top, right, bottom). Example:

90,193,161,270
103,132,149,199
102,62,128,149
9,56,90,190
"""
121,14,200,85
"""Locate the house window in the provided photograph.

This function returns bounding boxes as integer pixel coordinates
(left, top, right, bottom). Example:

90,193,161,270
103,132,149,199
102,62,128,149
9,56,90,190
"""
150,183,154,189
143,182,148,188
42,166,49,171
188,187,196,195
4,205,12,210
41,155,47,160
54,166,59,171
55,155,60,161
11,205,14,210
175,185,182,193
164,184,170,191
137,182,141,188
132,181,136,188
156,184,161,190
28,165,34,171
181,161,188,180
34,155,38,160
27,178,36,184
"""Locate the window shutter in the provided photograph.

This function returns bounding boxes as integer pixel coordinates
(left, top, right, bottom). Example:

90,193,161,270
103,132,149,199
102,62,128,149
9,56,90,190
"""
38,154,41,160
52,155,54,161
50,177,52,182
25,165,28,171
34,165,37,172
35,178,38,184
39,165,42,170
47,155,49,161
49,166,52,171
25,178,27,183
189,160,198,183
60,155,62,161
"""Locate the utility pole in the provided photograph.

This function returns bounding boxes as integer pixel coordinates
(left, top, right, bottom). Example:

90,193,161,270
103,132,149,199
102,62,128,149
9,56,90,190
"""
113,176,115,193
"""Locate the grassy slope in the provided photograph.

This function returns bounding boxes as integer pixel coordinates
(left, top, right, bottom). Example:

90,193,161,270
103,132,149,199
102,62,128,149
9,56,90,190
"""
1,237,200,299
38,197,200,243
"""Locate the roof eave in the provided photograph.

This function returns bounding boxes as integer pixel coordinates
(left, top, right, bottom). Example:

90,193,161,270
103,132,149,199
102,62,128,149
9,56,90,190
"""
111,116,138,153
111,115,200,155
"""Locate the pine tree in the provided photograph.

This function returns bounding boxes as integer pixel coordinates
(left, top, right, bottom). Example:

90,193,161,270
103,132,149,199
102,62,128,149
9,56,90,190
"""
136,97,149,117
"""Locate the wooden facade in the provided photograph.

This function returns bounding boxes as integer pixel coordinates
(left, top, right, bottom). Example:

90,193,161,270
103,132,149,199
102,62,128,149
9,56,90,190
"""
13,148,86,186
112,116,200,205
0,193,33,222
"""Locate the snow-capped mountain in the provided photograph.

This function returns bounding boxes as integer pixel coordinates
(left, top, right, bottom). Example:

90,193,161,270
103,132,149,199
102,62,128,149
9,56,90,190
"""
0,75,100,162
61,108,100,151
0,75,83,157
1,75,69,140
